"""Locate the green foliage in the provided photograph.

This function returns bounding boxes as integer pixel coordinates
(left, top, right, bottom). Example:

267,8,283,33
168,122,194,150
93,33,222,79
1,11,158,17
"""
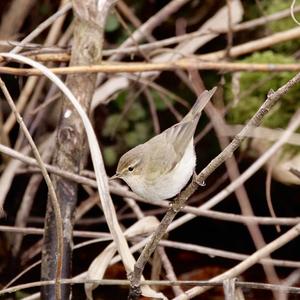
105,14,120,32
151,90,172,110
102,87,181,166
127,102,147,121
15,291,30,299
103,146,118,166
102,92,152,166
226,51,300,129
102,114,129,137
244,0,300,53
263,0,300,53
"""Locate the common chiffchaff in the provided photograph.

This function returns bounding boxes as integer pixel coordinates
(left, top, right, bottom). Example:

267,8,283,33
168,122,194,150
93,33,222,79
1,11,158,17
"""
111,87,217,201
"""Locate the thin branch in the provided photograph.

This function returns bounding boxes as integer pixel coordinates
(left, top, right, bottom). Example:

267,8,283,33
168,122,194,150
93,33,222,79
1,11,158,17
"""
2,278,300,296
3,60,300,76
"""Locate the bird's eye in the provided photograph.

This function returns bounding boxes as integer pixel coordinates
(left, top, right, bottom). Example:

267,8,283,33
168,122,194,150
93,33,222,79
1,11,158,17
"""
128,166,134,172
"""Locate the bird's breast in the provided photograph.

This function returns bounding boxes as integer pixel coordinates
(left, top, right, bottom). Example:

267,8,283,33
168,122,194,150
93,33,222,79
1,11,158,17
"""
124,141,196,201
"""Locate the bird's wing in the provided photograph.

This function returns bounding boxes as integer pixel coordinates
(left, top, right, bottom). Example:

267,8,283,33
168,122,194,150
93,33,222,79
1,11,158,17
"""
144,121,194,181
164,87,216,158
165,120,196,158
143,88,217,180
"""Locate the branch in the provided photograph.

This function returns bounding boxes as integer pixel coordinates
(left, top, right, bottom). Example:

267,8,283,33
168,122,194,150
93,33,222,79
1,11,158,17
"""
2,60,300,76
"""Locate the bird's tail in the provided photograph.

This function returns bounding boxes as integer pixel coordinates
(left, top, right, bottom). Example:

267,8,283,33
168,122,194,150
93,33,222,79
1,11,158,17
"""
182,86,217,122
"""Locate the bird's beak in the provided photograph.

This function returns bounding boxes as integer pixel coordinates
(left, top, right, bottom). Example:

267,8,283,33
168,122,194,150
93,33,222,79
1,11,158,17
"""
109,173,120,181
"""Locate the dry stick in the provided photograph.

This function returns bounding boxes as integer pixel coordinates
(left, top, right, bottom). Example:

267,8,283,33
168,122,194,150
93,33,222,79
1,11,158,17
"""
158,247,184,296
128,71,300,299
266,156,281,232
3,279,300,297
5,17,300,66
222,124,300,145
291,0,300,27
125,191,183,297
0,78,64,300
5,227,300,300
3,77,39,134
279,269,300,300
106,3,300,55
225,0,233,58
159,239,300,269
27,19,75,140
4,1,70,132
1,42,165,300
3,60,300,77
144,88,161,134
0,145,32,212
2,223,300,278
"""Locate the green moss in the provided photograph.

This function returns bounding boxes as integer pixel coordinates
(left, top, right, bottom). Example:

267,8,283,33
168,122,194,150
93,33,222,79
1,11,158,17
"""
151,90,174,110
103,146,118,166
243,0,300,54
102,91,154,166
226,51,300,129
102,114,129,137
264,0,300,53
127,102,147,121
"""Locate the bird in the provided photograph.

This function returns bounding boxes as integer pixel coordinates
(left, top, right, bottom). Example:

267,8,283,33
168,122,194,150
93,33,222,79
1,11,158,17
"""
110,87,217,201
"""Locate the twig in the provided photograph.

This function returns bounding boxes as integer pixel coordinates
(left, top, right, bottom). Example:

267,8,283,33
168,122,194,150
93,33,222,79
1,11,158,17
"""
2,60,300,77
266,156,281,232
225,0,233,58
2,278,300,296
144,88,160,134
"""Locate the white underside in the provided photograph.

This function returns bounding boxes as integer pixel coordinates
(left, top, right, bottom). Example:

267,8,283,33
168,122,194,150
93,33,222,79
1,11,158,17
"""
123,140,196,201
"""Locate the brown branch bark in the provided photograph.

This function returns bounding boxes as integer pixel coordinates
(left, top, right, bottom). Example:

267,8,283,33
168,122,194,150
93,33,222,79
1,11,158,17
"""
2,60,300,77
41,1,116,299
